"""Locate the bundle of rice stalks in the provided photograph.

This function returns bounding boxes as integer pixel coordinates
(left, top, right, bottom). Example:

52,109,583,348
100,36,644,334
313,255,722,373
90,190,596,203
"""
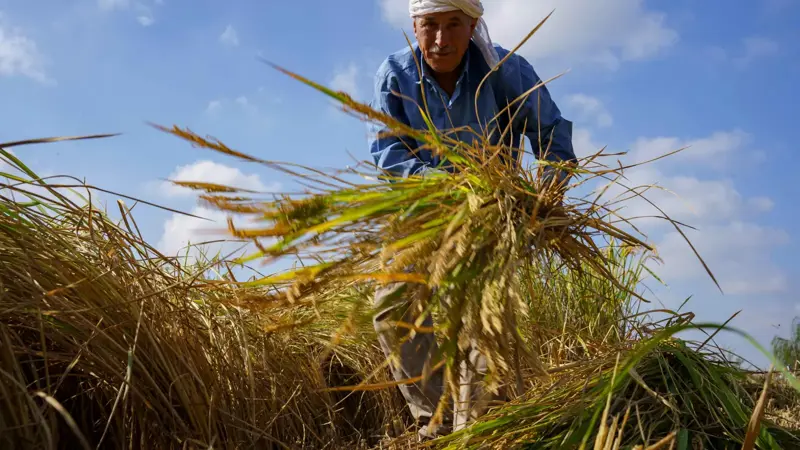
749,373,800,432
152,40,714,417
428,338,800,449
0,147,406,449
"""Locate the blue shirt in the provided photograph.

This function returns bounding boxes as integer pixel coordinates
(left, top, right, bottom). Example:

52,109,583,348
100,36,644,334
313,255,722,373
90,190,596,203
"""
367,41,576,179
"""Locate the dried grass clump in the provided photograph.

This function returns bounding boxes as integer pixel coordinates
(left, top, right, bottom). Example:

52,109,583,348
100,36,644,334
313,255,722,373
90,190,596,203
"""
0,149,405,449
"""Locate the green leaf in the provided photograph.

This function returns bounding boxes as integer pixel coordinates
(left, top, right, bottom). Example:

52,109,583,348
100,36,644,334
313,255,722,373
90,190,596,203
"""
387,226,442,252
676,429,690,450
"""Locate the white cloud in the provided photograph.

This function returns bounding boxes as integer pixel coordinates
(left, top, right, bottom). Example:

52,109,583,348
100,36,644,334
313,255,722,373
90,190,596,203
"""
595,129,763,230
748,196,774,212
204,95,262,116
576,125,786,297
379,0,408,26
206,100,222,114
137,15,154,27
233,95,259,114
330,62,360,98
157,206,252,262
0,17,51,84
565,94,613,128
734,36,779,67
98,0,130,10
98,0,156,27
235,96,249,107
160,160,277,197
611,167,760,227
706,36,781,69
219,25,239,47
654,222,789,295
379,0,678,70
157,161,281,262
1,151,104,209
571,127,603,158
629,129,751,170
327,62,365,115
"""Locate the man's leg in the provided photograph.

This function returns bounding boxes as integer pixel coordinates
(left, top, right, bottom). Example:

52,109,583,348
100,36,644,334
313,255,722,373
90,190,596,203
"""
372,281,450,435
453,346,506,432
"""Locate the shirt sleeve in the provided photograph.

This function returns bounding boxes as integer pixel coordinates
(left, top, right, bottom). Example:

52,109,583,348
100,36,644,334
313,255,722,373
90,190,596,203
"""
502,53,577,180
367,65,427,179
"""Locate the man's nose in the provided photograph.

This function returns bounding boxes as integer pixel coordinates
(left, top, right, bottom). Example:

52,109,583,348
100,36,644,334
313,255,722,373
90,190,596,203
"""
435,27,450,48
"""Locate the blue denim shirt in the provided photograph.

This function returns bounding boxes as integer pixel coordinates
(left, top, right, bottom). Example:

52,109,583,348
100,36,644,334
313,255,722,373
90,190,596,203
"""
367,41,576,178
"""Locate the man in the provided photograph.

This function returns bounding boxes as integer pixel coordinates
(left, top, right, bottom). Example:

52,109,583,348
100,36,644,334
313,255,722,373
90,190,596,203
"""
367,0,576,439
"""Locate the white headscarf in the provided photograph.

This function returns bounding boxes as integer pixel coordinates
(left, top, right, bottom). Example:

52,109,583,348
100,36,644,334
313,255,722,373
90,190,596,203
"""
408,0,500,68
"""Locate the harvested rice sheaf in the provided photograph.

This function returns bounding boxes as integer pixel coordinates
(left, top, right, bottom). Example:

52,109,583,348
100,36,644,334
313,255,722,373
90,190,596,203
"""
151,54,712,414
431,340,800,449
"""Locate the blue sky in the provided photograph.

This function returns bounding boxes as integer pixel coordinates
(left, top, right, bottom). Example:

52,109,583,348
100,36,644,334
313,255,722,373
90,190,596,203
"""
1,0,798,367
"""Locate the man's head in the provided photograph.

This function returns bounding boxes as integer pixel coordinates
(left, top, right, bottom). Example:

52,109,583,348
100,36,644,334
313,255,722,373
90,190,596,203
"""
408,0,499,72
413,10,477,74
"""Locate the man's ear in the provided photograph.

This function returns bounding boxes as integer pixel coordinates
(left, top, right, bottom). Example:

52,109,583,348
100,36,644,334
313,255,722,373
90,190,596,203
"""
470,17,478,33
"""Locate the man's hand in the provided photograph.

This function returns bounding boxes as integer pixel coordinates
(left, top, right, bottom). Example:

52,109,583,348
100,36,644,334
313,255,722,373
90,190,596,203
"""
541,166,572,205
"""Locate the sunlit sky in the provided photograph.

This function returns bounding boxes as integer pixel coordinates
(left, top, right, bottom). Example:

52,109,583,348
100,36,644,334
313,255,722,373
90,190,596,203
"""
2,0,799,367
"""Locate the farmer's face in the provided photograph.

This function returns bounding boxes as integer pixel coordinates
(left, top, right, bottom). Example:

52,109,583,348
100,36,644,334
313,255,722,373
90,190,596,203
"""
413,11,477,74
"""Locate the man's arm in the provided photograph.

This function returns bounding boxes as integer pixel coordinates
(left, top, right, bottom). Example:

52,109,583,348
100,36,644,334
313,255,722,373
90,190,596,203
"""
367,67,428,179
503,53,577,184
